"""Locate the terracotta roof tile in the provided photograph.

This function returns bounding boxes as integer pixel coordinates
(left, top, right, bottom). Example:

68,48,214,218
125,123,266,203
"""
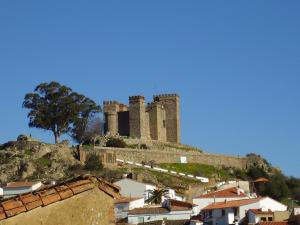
38,188,61,206
0,207,6,221
19,193,43,210
5,181,40,188
55,185,73,200
259,222,288,225
203,198,261,210
68,183,95,194
0,175,120,221
196,187,247,198
249,209,273,215
5,206,27,218
1,199,24,211
128,207,169,215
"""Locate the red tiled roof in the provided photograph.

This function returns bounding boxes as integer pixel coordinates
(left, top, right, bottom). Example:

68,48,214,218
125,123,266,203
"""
249,209,273,215
115,197,143,204
168,199,197,208
196,187,247,198
5,181,41,188
0,175,120,221
202,198,261,210
128,204,193,215
259,222,288,225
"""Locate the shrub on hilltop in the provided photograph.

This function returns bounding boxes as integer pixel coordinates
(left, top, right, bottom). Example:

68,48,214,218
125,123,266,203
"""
105,137,126,148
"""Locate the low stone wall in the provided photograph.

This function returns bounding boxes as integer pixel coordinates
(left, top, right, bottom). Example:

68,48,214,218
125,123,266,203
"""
80,146,250,169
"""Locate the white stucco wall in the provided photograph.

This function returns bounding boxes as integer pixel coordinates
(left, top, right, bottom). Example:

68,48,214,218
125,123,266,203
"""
193,196,249,214
114,178,156,199
115,198,145,219
128,210,193,224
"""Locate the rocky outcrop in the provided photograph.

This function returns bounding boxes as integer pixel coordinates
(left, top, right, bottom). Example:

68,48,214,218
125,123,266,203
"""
0,137,80,183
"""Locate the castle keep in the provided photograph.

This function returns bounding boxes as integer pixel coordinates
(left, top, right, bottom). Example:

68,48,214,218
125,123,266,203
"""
103,94,180,143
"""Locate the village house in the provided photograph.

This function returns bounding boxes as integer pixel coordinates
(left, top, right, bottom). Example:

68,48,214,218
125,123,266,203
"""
115,197,145,220
114,178,183,203
247,209,290,224
127,199,198,224
0,175,121,225
193,187,251,214
201,197,287,225
114,178,157,200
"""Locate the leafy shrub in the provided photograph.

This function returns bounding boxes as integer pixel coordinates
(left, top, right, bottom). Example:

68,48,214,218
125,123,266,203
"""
106,137,126,148
84,154,103,171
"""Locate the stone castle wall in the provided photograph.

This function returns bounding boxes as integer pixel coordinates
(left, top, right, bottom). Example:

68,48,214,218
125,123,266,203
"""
80,146,252,170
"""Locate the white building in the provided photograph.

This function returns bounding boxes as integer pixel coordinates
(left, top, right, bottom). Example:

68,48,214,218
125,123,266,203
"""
2,181,43,198
115,197,145,219
0,188,3,196
248,209,274,224
193,187,251,213
114,178,157,200
127,199,198,224
202,197,287,225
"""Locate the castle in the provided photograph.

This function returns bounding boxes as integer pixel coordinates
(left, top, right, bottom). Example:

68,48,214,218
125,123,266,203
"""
103,94,180,143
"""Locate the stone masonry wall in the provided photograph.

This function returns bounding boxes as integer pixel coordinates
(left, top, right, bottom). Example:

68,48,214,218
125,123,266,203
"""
81,147,250,170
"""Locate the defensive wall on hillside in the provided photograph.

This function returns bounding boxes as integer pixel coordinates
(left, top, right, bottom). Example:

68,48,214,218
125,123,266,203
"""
79,146,263,170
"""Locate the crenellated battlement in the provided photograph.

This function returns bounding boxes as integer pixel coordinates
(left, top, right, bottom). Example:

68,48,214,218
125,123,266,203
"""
129,95,145,102
103,100,119,105
153,93,179,99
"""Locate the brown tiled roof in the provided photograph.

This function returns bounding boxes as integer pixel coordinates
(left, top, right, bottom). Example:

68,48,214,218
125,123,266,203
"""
202,198,261,210
128,207,169,215
168,199,197,208
0,175,120,221
196,187,247,198
5,181,41,188
259,222,288,225
249,208,273,215
128,204,193,215
115,197,143,204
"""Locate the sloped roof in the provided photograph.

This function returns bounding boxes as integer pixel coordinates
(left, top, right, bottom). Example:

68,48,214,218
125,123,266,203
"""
4,181,41,188
202,198,262,210
0,175,120,221
196,187,247,198
259,222,288,225
128,204,193,215
115,197,144,204
249,208,273,215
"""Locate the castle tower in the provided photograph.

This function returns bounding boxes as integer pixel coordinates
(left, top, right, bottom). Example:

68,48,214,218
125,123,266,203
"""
129,95,150,139
147,101,167,141
103,101,119,136
153,94,180,143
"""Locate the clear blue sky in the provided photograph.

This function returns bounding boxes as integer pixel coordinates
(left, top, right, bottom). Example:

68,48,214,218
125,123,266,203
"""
0,1,299,176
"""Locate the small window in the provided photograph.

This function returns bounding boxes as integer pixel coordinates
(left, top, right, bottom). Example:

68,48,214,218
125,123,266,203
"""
234,208,238,216
209,210,212,216
261,217,267,221
268,217,273,221
222,209,225,216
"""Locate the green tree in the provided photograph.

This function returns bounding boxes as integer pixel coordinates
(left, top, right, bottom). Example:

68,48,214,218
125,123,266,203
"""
23,81,101,143
84,154,103,171
145,188,169,204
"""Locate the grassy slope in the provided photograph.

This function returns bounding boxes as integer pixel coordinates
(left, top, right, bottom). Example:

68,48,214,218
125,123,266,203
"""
159,163,233,179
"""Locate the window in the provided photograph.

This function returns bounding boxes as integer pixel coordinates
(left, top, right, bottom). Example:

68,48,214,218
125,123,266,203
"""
261,217,267,221
268,217,273,221
222,209,225,216
234,208,238,217
163,120,166,128
209,210,212,217
138,217,144,223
